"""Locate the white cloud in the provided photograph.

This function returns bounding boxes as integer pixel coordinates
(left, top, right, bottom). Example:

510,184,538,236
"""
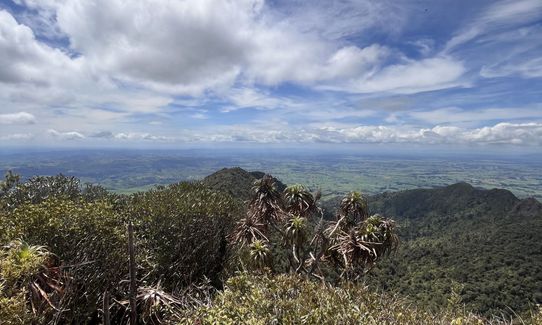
445,0,542,52
0,112,36,124
32,122,542,146
481,56,542,79
0,10,80,86
441,0,542,83
3,0,439,96
183,122,542,146
47,129,85,140
324,57,466,94
463,123,542,145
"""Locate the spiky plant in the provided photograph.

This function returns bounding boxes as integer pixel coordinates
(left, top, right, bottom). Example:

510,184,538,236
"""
283,185,318,218
249,240,270,270
249,175,285,226
339,191,369,226
328,214,398,278
285,215,308,269
119,283,182,324
230,216,268,247
0,240,64,318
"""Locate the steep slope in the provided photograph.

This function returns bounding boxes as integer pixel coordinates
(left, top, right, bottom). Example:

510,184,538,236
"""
202,167,286,201
362,184,542,316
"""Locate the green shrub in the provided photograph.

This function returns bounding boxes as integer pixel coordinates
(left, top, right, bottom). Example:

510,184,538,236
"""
183,273,492,325
0,199,126,322
129,182,243,289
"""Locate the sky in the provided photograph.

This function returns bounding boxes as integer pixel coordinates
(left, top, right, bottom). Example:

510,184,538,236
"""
0,0,541,151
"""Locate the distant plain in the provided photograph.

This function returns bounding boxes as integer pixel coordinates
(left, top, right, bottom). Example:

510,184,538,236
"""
2,149,541,200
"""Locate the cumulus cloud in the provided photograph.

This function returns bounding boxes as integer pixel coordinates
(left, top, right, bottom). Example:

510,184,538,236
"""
187,122,542,146
0,10,80,86
2,0,462,96
36,122,542,146
1,0,540,148
0,112,36,124
88,131,172,141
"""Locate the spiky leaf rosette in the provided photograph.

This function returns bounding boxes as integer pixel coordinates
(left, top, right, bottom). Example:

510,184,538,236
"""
327,214,398,278
249,175,285,226
0,240,65,318
249,240,271,269
230,217,268,247
339,191,369,226
283,184,318,218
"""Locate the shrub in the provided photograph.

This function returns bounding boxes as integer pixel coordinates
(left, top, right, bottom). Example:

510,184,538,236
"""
183,273,493,325
129,182,244,290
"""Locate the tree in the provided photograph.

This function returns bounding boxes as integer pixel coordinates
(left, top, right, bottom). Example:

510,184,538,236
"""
231,175,398,281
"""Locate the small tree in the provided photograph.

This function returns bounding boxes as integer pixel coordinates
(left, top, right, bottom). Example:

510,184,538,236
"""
231,174,398,281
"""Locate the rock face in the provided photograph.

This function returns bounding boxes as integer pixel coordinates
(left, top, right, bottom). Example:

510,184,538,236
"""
202,167,286,201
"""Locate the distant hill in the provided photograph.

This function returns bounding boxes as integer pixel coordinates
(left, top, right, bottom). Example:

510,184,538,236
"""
202,167,286,201
362,183,542,316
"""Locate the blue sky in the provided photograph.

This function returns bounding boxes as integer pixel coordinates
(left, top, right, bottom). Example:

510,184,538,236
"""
0,0,541,150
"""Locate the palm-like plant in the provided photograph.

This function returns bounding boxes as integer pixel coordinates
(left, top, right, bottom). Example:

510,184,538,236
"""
285,215,307,268
328,214,398,278
249,175,285,226
283,185,318,218
249,240,270,269
230,216,268,247
339,191,369,226
119,283,182,324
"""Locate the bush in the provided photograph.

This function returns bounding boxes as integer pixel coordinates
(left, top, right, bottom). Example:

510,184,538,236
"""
183,273,492,324
0,174,115,210
0,199,127,322
0,176,243,322
129,182,244,290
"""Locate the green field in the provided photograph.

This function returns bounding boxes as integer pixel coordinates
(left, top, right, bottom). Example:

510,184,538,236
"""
1,150,541,199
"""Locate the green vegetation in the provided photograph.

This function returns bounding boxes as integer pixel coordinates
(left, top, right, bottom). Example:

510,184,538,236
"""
0,173,241,323
1,169,541,324
183,273,495,324
362,183,542,317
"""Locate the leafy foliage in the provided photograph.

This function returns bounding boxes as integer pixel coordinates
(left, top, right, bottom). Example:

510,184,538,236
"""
0,173,242,323
129,182,244,289
0,173,115,210
183,273,502,324
1,170,540,323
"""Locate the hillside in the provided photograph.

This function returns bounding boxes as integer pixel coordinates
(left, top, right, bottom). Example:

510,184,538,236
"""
201,168,542,316
202,167,286,201
364,183,542,316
